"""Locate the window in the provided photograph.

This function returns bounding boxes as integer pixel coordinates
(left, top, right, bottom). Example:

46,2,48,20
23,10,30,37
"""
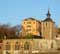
24,22,25,24
6,45,10,50
27,25,31,27
27,22,31,24
15,44,20,50
6,51,10,54
51,42,53,48
46,22,47,26
33,22,35,24
5,42,10,50
15,42,20,50
24,42,29,50
26,29,31,32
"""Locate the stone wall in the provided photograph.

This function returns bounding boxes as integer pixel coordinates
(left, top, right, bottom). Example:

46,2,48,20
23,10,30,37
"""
3,39,58,54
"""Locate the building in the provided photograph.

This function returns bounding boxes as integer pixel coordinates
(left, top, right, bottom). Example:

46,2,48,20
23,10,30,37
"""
41,10,56,39
3,39,57,54
21,18,41,37
1,9,60,54
21,10,57,39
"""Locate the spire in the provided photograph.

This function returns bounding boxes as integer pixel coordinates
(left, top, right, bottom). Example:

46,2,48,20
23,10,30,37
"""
43,8,54,22
46,9,51,18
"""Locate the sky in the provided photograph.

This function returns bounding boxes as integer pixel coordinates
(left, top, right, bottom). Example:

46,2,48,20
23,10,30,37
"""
0,0,60,26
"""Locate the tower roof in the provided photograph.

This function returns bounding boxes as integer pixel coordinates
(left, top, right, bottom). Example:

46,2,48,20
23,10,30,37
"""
43,18,53,22
43,9,54,22
46,9,51,18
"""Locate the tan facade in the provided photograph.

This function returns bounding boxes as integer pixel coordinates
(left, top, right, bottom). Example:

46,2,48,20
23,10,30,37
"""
41,21,56,39
3,39,57,54
41,10,57,39
21,18,41,37
21,17,56,39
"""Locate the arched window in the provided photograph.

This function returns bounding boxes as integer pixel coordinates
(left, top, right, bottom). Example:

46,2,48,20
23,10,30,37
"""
24,42,29,50
15,42,20,50
6,51,10,54
5,42,10,50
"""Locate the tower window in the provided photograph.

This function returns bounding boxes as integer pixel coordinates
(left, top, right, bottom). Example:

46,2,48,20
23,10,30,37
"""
46,22,47,26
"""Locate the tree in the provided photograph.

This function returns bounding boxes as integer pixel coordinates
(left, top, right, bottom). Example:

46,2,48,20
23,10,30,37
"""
0,24,22,39
12,25,22,38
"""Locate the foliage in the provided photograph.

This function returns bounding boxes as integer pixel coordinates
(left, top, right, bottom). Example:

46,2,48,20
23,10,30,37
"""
24,34,33,39
0,24,22,39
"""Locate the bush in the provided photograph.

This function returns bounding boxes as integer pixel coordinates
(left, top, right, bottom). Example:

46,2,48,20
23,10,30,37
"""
24,34,33,39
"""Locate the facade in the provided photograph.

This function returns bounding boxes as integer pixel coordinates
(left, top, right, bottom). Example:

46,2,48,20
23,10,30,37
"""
21,18,41,37
41,10,56,39
3,39,57,54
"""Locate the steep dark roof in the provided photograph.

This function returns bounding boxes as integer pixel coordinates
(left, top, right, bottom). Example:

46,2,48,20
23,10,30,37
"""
43,18,55,23
43,10,54,23
43,18,54,22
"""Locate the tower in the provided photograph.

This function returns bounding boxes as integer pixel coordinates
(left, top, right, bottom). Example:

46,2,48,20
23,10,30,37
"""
41,9,55,39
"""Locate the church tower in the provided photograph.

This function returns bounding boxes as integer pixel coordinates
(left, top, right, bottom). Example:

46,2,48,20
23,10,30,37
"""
41,9,55,39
